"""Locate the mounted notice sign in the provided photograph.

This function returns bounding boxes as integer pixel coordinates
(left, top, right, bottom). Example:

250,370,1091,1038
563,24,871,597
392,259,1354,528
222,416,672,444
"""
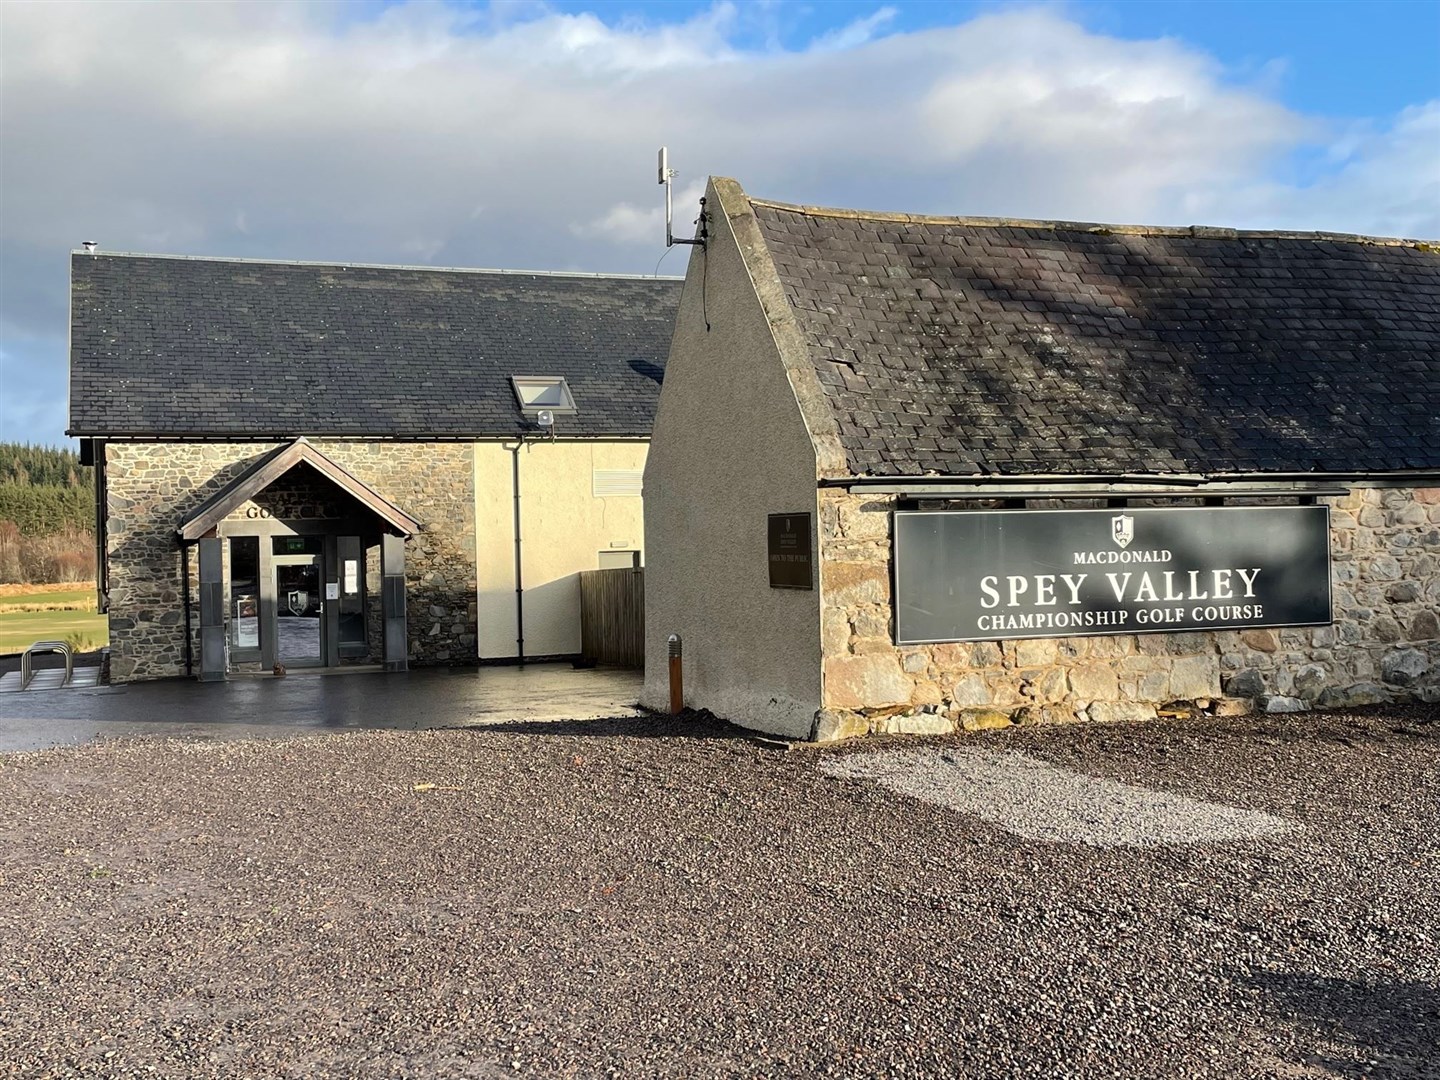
768,512,814,589
894,506,1331,645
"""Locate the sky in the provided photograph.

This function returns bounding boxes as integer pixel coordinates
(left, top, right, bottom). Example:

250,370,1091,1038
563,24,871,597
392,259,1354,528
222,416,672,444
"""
2,0,1437,448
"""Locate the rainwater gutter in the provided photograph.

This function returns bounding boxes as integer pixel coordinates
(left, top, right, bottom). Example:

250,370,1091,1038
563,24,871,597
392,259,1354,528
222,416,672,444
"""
823,468,1440,496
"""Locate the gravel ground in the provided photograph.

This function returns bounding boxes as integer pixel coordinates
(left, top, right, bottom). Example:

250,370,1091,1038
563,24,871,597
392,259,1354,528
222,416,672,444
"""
1,705,1436,1079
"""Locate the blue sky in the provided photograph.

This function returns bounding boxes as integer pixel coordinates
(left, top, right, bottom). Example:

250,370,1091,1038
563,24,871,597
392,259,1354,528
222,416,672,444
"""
531,0,1439,116
2,0,1437,448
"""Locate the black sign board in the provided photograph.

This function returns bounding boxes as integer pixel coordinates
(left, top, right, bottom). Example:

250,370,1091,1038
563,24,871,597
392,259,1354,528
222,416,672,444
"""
894,505,1331,645
768,513,814,590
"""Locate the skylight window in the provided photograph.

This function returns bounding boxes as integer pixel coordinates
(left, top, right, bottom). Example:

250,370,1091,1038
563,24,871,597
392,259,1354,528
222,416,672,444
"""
511,375,578,416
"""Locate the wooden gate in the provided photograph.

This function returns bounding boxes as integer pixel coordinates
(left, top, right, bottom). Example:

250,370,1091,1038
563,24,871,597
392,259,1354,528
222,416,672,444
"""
579,567,644,668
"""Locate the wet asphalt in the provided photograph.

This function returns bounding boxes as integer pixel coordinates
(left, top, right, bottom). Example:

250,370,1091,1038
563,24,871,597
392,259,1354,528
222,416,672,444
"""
0,664,644,753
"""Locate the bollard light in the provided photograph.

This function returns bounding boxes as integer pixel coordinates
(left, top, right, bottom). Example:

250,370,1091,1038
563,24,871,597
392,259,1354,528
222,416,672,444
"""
667,633,683,714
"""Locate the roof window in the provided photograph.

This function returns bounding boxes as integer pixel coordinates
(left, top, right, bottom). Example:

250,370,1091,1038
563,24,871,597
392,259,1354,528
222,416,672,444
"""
511,375,577,416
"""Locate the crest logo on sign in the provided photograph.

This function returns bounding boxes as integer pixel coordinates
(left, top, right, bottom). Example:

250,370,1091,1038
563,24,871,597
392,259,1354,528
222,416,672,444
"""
1111,514,1135,549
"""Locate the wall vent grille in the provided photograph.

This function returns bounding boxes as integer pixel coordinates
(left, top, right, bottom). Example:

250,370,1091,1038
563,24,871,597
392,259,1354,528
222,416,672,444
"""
593,469,644,497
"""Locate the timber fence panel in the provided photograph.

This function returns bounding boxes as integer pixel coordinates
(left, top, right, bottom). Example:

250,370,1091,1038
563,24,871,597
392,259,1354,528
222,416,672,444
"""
579,568,645,668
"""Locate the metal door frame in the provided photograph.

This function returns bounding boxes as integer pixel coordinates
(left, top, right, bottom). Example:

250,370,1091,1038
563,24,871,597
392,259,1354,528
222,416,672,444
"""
271,553,326,669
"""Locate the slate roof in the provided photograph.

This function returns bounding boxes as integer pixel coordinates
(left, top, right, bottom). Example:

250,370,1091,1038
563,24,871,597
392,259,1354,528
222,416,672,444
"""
750,196,1440,478
69,253,681,439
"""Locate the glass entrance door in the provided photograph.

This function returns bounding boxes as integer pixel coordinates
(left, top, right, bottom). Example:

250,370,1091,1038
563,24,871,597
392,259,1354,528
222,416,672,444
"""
273,555,324,668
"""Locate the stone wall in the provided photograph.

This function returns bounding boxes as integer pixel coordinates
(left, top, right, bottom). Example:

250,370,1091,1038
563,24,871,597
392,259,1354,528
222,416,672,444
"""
104,441,476,681
816,487,1440,741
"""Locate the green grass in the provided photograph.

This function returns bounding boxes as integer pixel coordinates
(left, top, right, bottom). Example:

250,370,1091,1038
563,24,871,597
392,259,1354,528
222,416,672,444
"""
0,609,108,654
0,587,95,609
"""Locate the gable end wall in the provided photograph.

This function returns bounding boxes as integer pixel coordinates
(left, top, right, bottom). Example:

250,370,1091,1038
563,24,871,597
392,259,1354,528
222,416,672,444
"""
641,181,823,737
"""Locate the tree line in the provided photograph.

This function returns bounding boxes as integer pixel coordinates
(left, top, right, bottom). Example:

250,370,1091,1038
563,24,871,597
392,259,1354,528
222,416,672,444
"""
0,442,92,488
0,442,95,583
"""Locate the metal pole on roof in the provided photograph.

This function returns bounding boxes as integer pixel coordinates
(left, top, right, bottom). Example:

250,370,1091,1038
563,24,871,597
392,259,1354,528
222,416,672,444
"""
657,147,704,248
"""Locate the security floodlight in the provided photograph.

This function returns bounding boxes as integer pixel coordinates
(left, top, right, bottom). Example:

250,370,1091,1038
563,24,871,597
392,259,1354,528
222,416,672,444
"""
536,409,555,428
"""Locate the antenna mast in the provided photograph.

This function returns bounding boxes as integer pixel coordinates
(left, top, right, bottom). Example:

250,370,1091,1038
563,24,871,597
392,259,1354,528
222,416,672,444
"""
658,147,704,248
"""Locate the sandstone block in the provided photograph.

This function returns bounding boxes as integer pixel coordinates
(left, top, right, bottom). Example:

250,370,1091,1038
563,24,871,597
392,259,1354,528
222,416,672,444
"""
1212,697,1254,717
824,653,912,710
852,636,895,656
852,607,890,639
1170,655,1221,699
931,643,971,668
822,607,851,655
1021,666,1068,703
950,673,991,707
881,713,954,737
1088,636,1133,659
959,710,1013,732
971,642,1004,667
1014,639,1058,667
1239,629,1279,653
901,651,928,674
1013,704,1079,726
1137,671,1171,700
910,680,945,707
1068,663,1120,700
1086,701,1156,724
839,502,889,541
812,709,872,742
822,561,890,606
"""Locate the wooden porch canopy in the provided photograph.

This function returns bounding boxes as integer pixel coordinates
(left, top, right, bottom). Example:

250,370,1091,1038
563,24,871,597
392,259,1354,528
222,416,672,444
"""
177,438,421,542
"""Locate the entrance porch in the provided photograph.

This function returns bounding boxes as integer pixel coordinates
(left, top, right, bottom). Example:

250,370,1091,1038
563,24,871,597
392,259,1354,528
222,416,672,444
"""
177,439,420,681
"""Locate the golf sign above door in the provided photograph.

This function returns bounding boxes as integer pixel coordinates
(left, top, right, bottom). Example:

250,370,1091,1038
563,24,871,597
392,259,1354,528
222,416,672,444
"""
893,505,1332,645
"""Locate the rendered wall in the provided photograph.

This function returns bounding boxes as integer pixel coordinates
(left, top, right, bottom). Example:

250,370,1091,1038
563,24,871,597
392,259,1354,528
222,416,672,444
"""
815,486,1440,740
641,181,825,738
472,440,648,660
103,441,477,681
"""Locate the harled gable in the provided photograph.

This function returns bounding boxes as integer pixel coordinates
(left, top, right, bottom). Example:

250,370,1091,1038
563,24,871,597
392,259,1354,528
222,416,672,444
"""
748,195,1440,479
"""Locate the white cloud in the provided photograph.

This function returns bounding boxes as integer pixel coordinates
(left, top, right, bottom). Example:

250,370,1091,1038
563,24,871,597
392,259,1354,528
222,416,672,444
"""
808,6,899,52
576,181,706,246
1,0,1435,443
1211,102,1440,238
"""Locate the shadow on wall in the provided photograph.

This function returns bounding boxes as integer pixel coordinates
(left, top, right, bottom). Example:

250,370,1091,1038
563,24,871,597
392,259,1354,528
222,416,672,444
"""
1248,969,1440,1076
